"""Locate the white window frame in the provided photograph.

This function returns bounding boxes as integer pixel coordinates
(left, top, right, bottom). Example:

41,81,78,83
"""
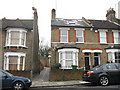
4,52,26,71
106,49,120,63
5,28,27,47
94,53,101,65
112,30,120,44
60,28,69,43
99,30,107,44
58,48,79,69
75,28,84,43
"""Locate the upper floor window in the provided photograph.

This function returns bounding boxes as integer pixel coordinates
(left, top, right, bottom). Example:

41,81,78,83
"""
100,31,107,43
114,32,120,44
75,28,84,43
60,28,69,43
6,28,27,47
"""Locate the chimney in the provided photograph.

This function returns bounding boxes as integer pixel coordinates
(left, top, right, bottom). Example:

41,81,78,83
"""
106,8,116,21
52,9,56,19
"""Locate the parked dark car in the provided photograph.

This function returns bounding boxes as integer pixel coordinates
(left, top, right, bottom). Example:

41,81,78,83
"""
0,70,32,90
82,63,120,86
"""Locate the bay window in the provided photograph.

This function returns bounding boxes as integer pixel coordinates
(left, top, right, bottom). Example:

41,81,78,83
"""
58,49,79,69
4,52,26,71
6,28,27,47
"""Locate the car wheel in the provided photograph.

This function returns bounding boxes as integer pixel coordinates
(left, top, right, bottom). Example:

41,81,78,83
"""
99,76,109,86
13,81,24,90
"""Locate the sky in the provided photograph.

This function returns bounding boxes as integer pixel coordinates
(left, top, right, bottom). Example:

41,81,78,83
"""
0,0,120,46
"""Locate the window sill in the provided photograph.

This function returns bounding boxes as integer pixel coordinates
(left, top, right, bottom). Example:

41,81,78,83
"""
4,45,28,49
76,42,84,44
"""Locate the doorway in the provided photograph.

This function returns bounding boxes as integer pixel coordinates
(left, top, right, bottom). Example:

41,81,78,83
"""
85,53,91,70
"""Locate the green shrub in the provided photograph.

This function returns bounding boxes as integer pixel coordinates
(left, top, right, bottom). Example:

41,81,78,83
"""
72,65,77,70
51,63,61,70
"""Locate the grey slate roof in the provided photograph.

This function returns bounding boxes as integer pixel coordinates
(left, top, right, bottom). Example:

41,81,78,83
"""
2,18,33,30
51,18,90,28
88,20,120,30
51,18,120,30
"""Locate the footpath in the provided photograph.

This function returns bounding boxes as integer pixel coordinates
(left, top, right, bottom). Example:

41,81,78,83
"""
31,67,89,87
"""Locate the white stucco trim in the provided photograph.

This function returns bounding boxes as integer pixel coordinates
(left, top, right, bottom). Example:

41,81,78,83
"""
106,49,120,53
58,48,79,53
4,52,26,71
82,50,102,53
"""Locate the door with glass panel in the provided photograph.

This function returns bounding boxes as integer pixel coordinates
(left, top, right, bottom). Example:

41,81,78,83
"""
94,53,100,67
85,53,91,70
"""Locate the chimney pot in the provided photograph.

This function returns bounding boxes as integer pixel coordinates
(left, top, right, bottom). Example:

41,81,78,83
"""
52,9,56,19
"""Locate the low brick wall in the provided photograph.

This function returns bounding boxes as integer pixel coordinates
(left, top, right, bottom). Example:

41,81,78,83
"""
50,69,83,81
7,70,31,79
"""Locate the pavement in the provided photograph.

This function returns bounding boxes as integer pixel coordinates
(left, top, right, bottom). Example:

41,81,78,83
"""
31,80,89,87
31,67,89,87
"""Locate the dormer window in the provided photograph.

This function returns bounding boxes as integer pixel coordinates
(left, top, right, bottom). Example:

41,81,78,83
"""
6,28,27,47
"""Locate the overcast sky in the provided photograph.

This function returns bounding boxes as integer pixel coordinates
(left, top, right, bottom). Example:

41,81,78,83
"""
0,0,120,46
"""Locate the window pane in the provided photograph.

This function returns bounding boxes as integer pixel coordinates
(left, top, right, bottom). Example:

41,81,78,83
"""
61,30,67,35
20,57,23,70
76,37,83,42
114,32,120,43
76,30,83,42
61,36,67,42
61,30,68,42
9,56,18,70
66,60,73,67
76,30,82,36
21,32,25,45
100,32,106,43
11,31,20,45
66,52,72,59
115,52,120,63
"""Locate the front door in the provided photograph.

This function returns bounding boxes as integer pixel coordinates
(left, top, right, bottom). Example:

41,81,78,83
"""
85,53,90,70
94,53,100,67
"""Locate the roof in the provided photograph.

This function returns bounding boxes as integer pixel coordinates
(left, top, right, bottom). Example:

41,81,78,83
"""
2,18,33,30
57,43,80,50
51,18,90,28
88,20,120,30
51,18,120,30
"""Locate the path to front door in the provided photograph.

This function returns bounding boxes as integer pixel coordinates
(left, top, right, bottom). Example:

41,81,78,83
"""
32,67,50,82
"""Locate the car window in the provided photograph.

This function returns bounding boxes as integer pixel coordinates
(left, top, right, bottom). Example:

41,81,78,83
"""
103,64,118,70
115,64,120,69
0,71,7,78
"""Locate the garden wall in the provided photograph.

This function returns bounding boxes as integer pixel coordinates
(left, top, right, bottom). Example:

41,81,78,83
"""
50,69,83,81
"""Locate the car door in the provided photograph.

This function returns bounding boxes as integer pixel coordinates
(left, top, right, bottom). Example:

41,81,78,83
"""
104,64,118,83
2,71,13,89
115,63,120,82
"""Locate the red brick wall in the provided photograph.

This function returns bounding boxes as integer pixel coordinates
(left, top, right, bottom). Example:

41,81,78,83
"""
7,70,31,79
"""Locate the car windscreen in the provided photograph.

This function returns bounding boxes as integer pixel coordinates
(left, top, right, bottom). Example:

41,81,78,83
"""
3,70,14,77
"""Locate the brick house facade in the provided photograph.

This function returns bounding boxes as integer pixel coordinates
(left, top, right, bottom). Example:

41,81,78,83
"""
51,9,120,70
0,9,40,79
